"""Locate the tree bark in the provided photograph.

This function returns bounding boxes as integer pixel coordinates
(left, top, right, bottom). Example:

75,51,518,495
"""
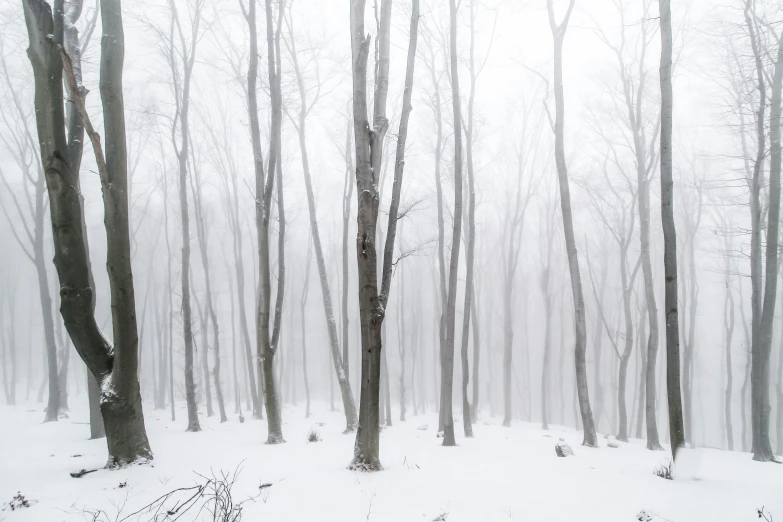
751,24,783,462
24,0,152,465
349,0,419,469
254,0,286,444
658,0,685,459
547,0,598,447
440,0,464,448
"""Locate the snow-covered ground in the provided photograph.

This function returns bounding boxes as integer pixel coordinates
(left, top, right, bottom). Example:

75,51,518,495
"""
1,400,781,522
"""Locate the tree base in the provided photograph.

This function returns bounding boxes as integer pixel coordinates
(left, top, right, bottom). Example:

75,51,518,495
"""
266,434,285,445
348,456,382,472
102,397,153,468
647,442,665,451
752,452,782,463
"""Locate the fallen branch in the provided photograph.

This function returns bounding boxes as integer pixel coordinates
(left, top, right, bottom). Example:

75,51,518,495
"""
70,468,99,478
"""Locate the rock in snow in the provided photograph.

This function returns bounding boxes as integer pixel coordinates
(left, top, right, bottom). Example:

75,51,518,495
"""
555,442,573,457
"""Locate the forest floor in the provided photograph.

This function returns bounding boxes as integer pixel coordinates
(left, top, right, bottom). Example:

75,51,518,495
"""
1,400,781,522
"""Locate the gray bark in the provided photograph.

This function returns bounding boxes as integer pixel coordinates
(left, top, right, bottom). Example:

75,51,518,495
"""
349,0,419,469
547,0,598,447
284,12,357,430
441,0,463,447
165,0,204,433
255,0,285,444
24,0,152,465
659,0,684,460
751,23,783,462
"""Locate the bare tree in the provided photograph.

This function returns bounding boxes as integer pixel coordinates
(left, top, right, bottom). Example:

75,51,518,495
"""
283,4,357,431
151,0,207,433
440,0,464,448
547,0,598,447
1,0,96,422
679,167,703,446
191,146,228,423
750,9,783,463
658,0,684,459
23,0,152,465
348,0,419,469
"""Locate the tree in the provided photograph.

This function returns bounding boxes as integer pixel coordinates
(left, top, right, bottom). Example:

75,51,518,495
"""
593,0,662,450
679,166,703,446
498,95,541,428
283,5,358,431
750,7,783,463
207,103,262,420
191,148,228,423
658,0,685,459
152,0,207,433
348,0,420,469
22,0,152,465
583,151,641,442
546,0,598,447
2,0,96,422
440,0,464,448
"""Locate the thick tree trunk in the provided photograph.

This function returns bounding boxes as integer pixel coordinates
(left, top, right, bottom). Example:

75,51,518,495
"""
547,0,597,447
743,0,766,457
24,0,151,466
350,0,418,469
751,27,783,462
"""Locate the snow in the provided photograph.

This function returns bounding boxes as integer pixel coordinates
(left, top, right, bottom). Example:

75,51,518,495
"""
1,401,782,522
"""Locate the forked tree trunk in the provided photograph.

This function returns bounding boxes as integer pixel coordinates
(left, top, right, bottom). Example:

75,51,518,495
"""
547,0,598,447
349,0,419,469
24,0,152,465
751,25,783,463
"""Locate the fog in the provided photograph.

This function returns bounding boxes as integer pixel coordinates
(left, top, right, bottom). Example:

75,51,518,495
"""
1,0,782,479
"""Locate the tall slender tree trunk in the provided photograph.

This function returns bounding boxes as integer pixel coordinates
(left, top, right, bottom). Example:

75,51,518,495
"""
617,246,635,442
723,231,735,451
25,0,153,463
440,0,464,448
286,22,357,430
751,27,783,462
658,0,684,458
301,239,312,418
342,116,354,383
547,0,597,447
398,262,407,422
